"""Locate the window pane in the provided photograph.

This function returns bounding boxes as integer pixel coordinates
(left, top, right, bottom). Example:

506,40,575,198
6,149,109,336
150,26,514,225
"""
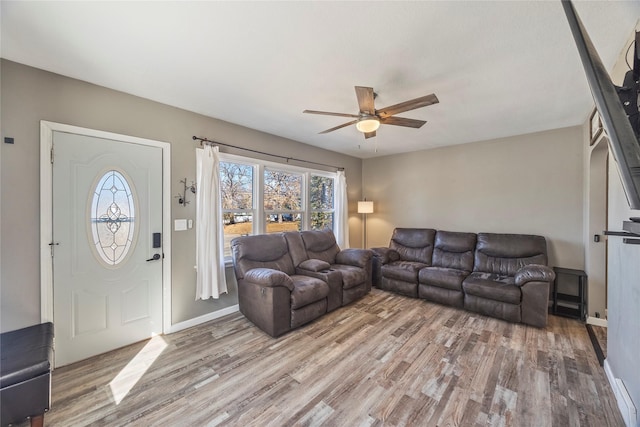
90,170,136,266
264,170,302,210
222,213,253,257
266,213,302,233
310,175,334,210
220,162,253,210
311,212,334,230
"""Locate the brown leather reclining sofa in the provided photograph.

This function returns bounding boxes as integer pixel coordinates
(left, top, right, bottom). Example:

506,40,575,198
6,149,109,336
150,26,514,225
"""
231,229,373,337
372,228,555,328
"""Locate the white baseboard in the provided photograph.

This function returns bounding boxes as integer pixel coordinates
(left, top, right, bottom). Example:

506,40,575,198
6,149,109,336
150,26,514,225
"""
604,360,638,427
167,304,239,334
586,316,608,327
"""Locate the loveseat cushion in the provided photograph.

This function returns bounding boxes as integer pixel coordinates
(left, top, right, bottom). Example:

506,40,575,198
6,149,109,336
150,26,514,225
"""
389,228,436,264
300,229,340,264
232,234,296,278
474,233,547,276
290,276,329,309
462,272,521,304
419,267,469,291
299,259,331,272
382,261,428,283
330,264,366,289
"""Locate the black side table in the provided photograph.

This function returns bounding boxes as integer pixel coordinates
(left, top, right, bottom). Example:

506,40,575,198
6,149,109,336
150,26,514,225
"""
552,267,588,321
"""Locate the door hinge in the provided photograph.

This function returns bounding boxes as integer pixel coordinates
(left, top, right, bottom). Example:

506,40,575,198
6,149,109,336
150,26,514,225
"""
49,242,59,257
50,145,54,164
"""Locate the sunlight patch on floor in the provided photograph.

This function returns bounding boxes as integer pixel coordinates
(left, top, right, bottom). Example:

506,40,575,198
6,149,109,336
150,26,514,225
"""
109,335,168,404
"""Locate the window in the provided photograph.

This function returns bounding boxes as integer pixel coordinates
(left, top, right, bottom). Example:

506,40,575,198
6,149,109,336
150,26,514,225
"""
218,154,337,259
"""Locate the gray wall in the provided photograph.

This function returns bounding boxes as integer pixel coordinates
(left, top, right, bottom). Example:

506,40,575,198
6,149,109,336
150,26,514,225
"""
0,59,363,331
362,126,585,269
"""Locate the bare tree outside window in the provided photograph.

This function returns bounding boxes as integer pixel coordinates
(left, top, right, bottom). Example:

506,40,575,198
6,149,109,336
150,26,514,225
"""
310,175,334,230
264,170,302,232
220,161,253,255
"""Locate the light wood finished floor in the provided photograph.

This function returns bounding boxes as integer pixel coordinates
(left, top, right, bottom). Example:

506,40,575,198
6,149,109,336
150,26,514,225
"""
33,289,623,426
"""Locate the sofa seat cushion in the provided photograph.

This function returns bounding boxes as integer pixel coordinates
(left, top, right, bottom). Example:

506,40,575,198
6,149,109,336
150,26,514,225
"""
331,264,366,289
290,275,329,309
418,267,469,291
382,261,428,283
462,272,521,304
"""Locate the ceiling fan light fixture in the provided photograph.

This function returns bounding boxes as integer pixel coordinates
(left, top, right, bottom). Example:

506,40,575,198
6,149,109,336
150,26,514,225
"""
355,117,380,133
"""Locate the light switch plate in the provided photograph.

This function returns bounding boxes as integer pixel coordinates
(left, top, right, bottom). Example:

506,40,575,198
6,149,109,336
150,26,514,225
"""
174,219,188,231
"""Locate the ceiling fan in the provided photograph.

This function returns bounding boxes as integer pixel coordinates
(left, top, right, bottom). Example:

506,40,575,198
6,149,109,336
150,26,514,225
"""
303,86,439,139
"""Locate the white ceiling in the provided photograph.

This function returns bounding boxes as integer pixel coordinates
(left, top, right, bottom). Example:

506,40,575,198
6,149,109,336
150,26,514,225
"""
1,1,639,159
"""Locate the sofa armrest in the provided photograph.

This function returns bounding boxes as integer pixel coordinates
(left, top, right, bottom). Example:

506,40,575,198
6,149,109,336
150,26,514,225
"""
298,259,331,272
370,247,400,264
336,248,373,268
244,268,294,291
515,264,555,286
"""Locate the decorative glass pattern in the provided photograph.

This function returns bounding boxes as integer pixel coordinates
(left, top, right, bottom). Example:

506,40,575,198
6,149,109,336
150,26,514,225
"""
90,170,136,266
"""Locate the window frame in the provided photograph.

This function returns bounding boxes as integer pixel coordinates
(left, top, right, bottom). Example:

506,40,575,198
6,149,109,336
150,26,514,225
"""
218,152,337,261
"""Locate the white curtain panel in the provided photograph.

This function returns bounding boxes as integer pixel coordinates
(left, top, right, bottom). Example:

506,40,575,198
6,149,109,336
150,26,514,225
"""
334,170,350,249
195,145,228,300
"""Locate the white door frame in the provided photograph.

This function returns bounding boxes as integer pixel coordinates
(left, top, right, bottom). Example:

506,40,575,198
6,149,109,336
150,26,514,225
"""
40,121,172,335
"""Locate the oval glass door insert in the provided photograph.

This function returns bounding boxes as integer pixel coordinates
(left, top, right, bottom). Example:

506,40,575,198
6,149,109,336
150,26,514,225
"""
90,170,137,266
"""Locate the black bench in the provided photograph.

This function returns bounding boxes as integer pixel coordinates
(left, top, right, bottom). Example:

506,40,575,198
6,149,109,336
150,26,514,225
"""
1,323,54,427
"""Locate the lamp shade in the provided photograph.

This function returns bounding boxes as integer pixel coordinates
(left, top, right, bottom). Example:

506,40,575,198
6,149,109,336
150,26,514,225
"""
355,117,380,133
357,200,374,214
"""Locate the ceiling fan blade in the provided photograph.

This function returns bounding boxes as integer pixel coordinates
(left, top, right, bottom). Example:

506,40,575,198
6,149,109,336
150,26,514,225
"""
364,131,376,139
303,110,360,118
380,116,427,128
355,86,375,115
377,94,439,118
319,120,359,134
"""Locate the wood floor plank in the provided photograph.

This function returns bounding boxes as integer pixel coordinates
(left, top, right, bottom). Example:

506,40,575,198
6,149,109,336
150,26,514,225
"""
25,289,624,427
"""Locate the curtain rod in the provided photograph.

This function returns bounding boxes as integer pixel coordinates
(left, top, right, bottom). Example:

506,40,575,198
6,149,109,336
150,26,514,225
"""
192,136,344,171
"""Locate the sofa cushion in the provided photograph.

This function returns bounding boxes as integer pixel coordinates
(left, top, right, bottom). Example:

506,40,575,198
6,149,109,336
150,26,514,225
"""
389,228,436,264
474,233,547,276
330,264,366,289
300,229,340,264
290,275,329,309
432,231,476,271
462,272,521,304
382,261,428,283
232,234,296,278
299,259,331,272
418,267,468,291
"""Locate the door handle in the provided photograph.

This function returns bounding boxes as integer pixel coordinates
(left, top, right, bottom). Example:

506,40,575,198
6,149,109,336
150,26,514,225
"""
146,254,161,262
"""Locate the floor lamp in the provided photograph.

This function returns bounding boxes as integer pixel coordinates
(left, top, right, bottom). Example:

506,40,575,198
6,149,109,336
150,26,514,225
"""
357,200,374,248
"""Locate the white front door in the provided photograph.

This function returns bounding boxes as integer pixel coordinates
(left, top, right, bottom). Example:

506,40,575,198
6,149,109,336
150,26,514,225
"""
51,130,164,366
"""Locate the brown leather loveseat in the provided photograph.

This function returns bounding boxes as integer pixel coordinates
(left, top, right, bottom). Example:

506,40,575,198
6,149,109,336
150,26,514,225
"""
231,229,372,337
372,228,555,328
